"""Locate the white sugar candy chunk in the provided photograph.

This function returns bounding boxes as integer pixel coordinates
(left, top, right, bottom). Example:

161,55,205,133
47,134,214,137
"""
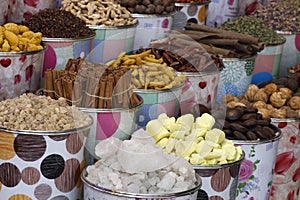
95,137,122,159
131,128,156,144
176,114,194,131
195,113,215,130
157,172,177,191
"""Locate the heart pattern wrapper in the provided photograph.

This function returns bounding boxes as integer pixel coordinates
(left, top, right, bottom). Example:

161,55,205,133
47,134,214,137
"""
0,125,91,200
271,119,300,200
0,48,45,101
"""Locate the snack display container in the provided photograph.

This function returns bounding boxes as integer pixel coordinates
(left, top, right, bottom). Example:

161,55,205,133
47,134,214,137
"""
233,129,282,200
180,70,220,114
253,40,286,78
81,167,202,200
172,1,211,30
0,44,47,100
134,84,184,128
79,96,143,165
87,23,138,64
277,31,300,77
0,117,93,200
131,13,174,49
217,55,256,102
270,118,300,200
193,151,244,200
42,35,95,85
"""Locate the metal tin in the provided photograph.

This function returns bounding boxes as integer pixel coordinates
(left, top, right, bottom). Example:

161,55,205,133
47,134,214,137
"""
270,118,300,200
42,33,96,42
81,167,202,200
87,22,139,30
175,1,211,6
233,128,282,200
193,151,244,200
0,42,47,56
0,115,93,200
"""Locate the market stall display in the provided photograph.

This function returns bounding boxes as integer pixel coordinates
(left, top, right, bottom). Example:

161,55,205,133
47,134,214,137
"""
145,113,244,199
0,93,93,199
82,129,201,199
0,23,46,100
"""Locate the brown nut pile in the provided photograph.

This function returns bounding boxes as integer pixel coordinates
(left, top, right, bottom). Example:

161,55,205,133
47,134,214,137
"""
61,0,137,26
0,93,92,131
288,62,300,76
21,9,96,38
115,0,175,15
213,106,278,141
222,74,300,119
0,23,43,52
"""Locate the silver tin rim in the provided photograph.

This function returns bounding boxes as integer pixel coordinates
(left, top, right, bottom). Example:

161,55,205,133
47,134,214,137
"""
88,22,139,30
232,126,282,145
0,114,93,136
0,42,47,57
271,118,300,123
276,30,300,36
81,167,202,198
79,94,143,113
175,1,211,6
42,33,96,42
193,150,245,170
180,70,220,77
133,82,185,94
131,12,176,18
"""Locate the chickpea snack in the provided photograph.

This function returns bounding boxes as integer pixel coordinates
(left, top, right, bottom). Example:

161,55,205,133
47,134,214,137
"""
0,23,46,100
0,93,93,200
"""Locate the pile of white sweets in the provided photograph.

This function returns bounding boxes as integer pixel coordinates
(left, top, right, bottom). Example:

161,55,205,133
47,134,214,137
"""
85,129,198,194
146,113,243,165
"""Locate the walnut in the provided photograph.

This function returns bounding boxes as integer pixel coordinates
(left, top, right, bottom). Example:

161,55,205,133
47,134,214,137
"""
285,106,299,118
263,83,278,96
270,108,286,118
253,88,268,103
279,87,293,100
252,100,267,109
288,96,300,110
266,104,274,110
257,108,271,118
244,84,259,102
270,92,287,108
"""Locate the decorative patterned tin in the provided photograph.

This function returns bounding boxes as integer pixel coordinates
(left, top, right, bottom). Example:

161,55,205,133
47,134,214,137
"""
0,119,93,200
81,167,202,200
79,99,142,165
270,118,300,200
193,152,244,200
134,84,183,128
87,24,137,64
217,56,256,102
233,130,281,200
0,44,47,100
131,13,174,49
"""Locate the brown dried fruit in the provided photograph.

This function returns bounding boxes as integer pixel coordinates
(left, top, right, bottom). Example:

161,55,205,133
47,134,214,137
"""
232,131,248,140
229,123,248,133
246,131,258,140
270,92,287,108
253,88,268,102
288,96,300,110
244,84,259,102
279,87,293,100
226,107,244,121
263,83,277,96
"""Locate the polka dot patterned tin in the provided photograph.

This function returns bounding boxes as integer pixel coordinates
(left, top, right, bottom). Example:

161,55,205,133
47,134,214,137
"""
216,56,256,102
0,120,93,200
193,153,244,200
134,84,184,128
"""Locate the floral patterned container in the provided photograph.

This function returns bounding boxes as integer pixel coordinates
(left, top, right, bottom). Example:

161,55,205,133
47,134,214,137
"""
131,13,174,49
277,31,300,78
233,129,281,200
42,35,95,87
8,0,56,23
180,70,220,114
0,118,93,200
193,152,244,200
172,2,210,30
87,24,137,64
81,167,202,200
270,118,300,200
134,84,183,128
216,56,256,102
0,0,8,25
0,44,47,100
253,41,285,78
79,98,142,165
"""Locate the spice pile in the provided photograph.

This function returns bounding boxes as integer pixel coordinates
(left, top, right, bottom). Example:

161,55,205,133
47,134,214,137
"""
219,16,286,46
21,9,95,38
251,1,300,33
168,23,264,59
61,0,137,26
85,129,199,193
44,58,142,109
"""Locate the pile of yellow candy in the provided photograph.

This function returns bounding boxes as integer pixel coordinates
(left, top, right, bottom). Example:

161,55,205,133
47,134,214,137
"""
0,23,43,52
146,113,243,166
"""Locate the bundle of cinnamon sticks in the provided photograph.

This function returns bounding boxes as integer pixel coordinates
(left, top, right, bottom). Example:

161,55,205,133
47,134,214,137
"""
168,23,265,59
44,58,142,109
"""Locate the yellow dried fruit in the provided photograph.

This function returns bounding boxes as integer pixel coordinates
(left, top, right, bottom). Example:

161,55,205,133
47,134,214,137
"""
2,39,10,52
29,32,42,45
4,23,20,35
18,25,30,34
5,30,19,47
22,31,35,39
